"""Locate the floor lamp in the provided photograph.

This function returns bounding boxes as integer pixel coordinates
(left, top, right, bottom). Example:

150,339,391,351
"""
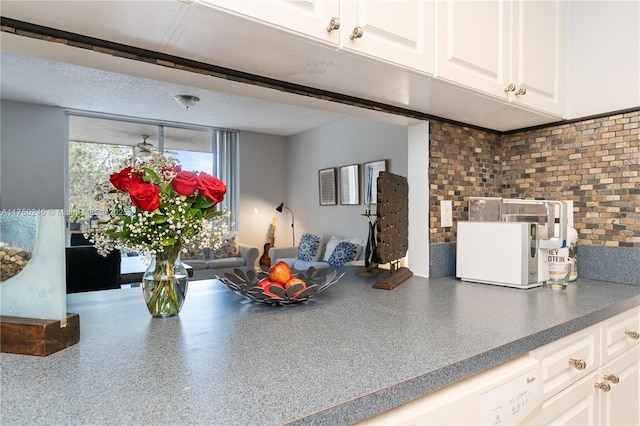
276,203,295,246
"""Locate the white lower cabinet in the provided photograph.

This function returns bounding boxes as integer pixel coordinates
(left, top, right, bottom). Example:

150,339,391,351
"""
359,307,639,425
527,345,639,426
358,356,543,425
528,306,640,426
599,345,640,425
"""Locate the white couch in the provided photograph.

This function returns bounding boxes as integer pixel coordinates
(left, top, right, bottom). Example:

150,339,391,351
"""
269,233,366,271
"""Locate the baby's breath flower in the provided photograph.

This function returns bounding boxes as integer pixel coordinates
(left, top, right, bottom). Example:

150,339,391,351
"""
86,152,230,257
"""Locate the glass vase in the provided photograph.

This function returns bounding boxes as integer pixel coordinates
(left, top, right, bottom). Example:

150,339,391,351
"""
141,245,188,318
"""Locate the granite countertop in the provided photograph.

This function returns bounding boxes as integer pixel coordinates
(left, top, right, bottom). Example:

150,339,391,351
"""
1,268,639,425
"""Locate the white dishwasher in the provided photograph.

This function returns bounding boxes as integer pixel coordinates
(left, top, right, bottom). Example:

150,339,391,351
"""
358,355,543,425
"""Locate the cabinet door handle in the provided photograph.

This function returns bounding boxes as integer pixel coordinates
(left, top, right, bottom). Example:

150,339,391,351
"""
569,358,587,370
326,18,340,32
594,382,611,392
604,374,620,384
515,86,527,96
350,26,364,40
504,84,516,93
625,329,639,339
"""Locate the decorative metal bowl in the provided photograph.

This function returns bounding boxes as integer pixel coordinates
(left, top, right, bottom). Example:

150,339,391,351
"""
216,267,344,305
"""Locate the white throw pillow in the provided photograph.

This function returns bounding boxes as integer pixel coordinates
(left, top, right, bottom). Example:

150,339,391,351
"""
313,234,330,261
349,237,366,260
322,236,342,262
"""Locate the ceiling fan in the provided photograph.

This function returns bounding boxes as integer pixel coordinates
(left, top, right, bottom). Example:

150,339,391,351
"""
136,135,154,158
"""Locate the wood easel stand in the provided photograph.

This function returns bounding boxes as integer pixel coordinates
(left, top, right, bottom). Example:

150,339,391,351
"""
373,260,413,290
372,172,411,290
0,313,80,356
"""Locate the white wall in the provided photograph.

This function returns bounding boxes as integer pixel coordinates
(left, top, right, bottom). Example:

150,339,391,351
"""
0,101,67,209
285,116,409,244
407,122,430,277
237,131,287,259
566,1,640,118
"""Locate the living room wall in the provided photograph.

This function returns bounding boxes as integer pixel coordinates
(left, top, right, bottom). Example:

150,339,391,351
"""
237,130,287,257
0,101,410,270
284,116,408,247
0,100,66,209
0,101,290,258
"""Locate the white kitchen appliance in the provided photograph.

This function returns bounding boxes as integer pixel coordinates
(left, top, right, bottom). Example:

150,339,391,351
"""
456,198,568,289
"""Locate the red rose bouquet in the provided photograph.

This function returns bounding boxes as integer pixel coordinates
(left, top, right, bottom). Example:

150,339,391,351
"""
88,152,230,257
88,152,230,317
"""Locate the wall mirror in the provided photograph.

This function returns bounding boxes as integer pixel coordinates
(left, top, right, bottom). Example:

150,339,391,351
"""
363,159,388,207
339,164,361,205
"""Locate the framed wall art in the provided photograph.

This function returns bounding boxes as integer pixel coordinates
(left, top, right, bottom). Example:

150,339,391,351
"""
339,164,361,205
363,159,388,208
318,168,337,205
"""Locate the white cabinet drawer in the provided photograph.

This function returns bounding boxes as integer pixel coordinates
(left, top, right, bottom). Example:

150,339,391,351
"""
529,324,600,399
524,371,599,426
600,306,640,365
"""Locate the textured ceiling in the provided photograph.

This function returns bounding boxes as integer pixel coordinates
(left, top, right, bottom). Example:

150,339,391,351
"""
0,51,352,145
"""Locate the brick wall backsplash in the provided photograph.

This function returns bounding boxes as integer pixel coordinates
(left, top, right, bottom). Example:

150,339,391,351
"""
430,110,640,248
429,123,502,244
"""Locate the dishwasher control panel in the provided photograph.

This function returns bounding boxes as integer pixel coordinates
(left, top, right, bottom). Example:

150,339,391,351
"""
480,365,543,425
357,356,542,426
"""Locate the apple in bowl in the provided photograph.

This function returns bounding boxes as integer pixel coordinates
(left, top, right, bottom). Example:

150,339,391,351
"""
269,261,292,284
284,277,307,298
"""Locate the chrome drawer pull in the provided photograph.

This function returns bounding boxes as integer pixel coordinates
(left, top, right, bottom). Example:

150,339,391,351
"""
604,374,620,384
569,358,587,370
625,329,639,339
595,382,611,392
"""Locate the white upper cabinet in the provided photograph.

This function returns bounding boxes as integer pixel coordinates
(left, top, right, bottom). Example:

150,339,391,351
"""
195,0,341,45
435,1,510,96
196,0,434,74
339,1,435,74
163,0,566,130
436,0,565,116
510,0,565,115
